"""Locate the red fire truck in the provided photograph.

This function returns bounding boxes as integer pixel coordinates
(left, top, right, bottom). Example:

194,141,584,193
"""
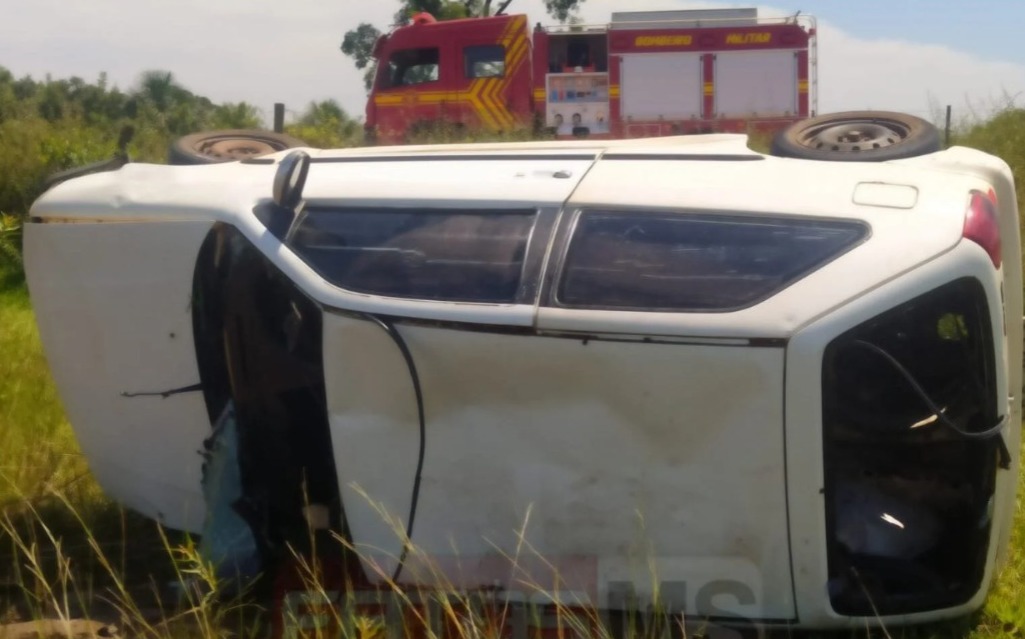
364,7,817,143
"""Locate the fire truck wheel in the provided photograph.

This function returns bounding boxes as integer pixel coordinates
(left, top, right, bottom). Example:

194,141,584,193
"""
168,129,308,165
770,111,941,162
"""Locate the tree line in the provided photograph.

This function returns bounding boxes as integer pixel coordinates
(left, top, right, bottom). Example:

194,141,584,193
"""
0,65,362,221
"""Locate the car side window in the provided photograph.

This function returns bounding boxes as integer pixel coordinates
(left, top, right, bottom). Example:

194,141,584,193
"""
289,208,538,304
464,45,505,78
382,47,440,87
556,211,868,312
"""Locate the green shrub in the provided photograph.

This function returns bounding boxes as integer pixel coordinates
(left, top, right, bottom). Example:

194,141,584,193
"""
0,212,21,273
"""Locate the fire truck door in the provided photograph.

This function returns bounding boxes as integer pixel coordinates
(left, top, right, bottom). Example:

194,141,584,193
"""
376,41,455,131
453,38,514,130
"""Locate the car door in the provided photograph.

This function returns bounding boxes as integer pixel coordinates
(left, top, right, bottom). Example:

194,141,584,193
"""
532,203,796,621
526,155,869,622
279,152,599,589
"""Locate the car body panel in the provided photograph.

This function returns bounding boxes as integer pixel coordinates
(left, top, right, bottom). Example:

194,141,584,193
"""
785,241,1010,626
21,134,1023,628
325,317,795,619
23,219,215,531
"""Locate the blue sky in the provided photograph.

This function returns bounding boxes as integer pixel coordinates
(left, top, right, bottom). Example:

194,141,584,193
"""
1,0,1024,124
791,0,1025,66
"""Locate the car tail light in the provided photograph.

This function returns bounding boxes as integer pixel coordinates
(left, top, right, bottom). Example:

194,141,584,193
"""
963,189,1001,268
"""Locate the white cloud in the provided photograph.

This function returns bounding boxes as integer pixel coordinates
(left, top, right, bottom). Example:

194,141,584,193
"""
0,0,1022,128
815,20,1025,120
0,0,395,122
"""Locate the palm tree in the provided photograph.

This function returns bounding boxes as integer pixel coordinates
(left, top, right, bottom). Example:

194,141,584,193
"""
212,102,264,129
299,100,347,127
136,70,179,113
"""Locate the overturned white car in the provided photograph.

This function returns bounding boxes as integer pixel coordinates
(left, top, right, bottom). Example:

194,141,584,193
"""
23,112,1023,630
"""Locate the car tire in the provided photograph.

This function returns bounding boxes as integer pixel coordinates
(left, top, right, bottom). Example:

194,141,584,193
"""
168,129,308,165
770,111,942,162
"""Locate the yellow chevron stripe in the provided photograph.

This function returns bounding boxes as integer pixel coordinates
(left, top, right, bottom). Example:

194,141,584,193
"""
461,18,510,129
505,15,526,43
498,15,519,44
475,16,527,129
466,81,484,127
703,82,714,96
508,35,528,67
474,80,491,126
487,84,506,128
486,77,513,128
798,80,809,93
470,79,501,129
609,85,620,98
480,81,500,128
534,89,546,101
501,29,530,125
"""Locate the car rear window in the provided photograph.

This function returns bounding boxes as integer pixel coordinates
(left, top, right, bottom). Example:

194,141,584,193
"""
556,211,868,312
289,208,538,303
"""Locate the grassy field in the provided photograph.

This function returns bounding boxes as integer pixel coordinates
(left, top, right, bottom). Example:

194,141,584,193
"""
2,113,1025,638
0,260,264,637
0,272,92,507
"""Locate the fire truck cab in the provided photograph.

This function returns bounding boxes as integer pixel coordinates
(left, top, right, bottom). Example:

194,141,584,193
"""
364,8,817,144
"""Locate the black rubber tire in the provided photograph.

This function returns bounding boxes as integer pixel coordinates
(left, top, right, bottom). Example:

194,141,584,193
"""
168,129,307,165
770,111,942,162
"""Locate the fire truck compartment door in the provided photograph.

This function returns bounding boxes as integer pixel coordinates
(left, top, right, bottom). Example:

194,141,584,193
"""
621,53,703,120
714,50,798,118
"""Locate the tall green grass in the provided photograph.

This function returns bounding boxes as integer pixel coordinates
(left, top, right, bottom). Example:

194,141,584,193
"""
0,268,90,507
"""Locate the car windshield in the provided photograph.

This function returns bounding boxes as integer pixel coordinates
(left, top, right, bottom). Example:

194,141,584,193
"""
379,47,440,87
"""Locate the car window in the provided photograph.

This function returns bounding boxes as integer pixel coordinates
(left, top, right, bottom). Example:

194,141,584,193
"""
557,211,868,312
381,48,440,87
464,45,505,78
289,208,538,303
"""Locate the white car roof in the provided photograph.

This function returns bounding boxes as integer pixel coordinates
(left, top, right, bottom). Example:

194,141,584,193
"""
28,135,1015,338
285,133,761,159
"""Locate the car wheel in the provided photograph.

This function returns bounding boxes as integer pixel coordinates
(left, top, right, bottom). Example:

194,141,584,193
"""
168,129,307,165
770,111,942,162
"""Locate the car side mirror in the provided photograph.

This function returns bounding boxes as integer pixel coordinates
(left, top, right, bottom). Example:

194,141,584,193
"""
257,150,310,242
273,150,310,210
